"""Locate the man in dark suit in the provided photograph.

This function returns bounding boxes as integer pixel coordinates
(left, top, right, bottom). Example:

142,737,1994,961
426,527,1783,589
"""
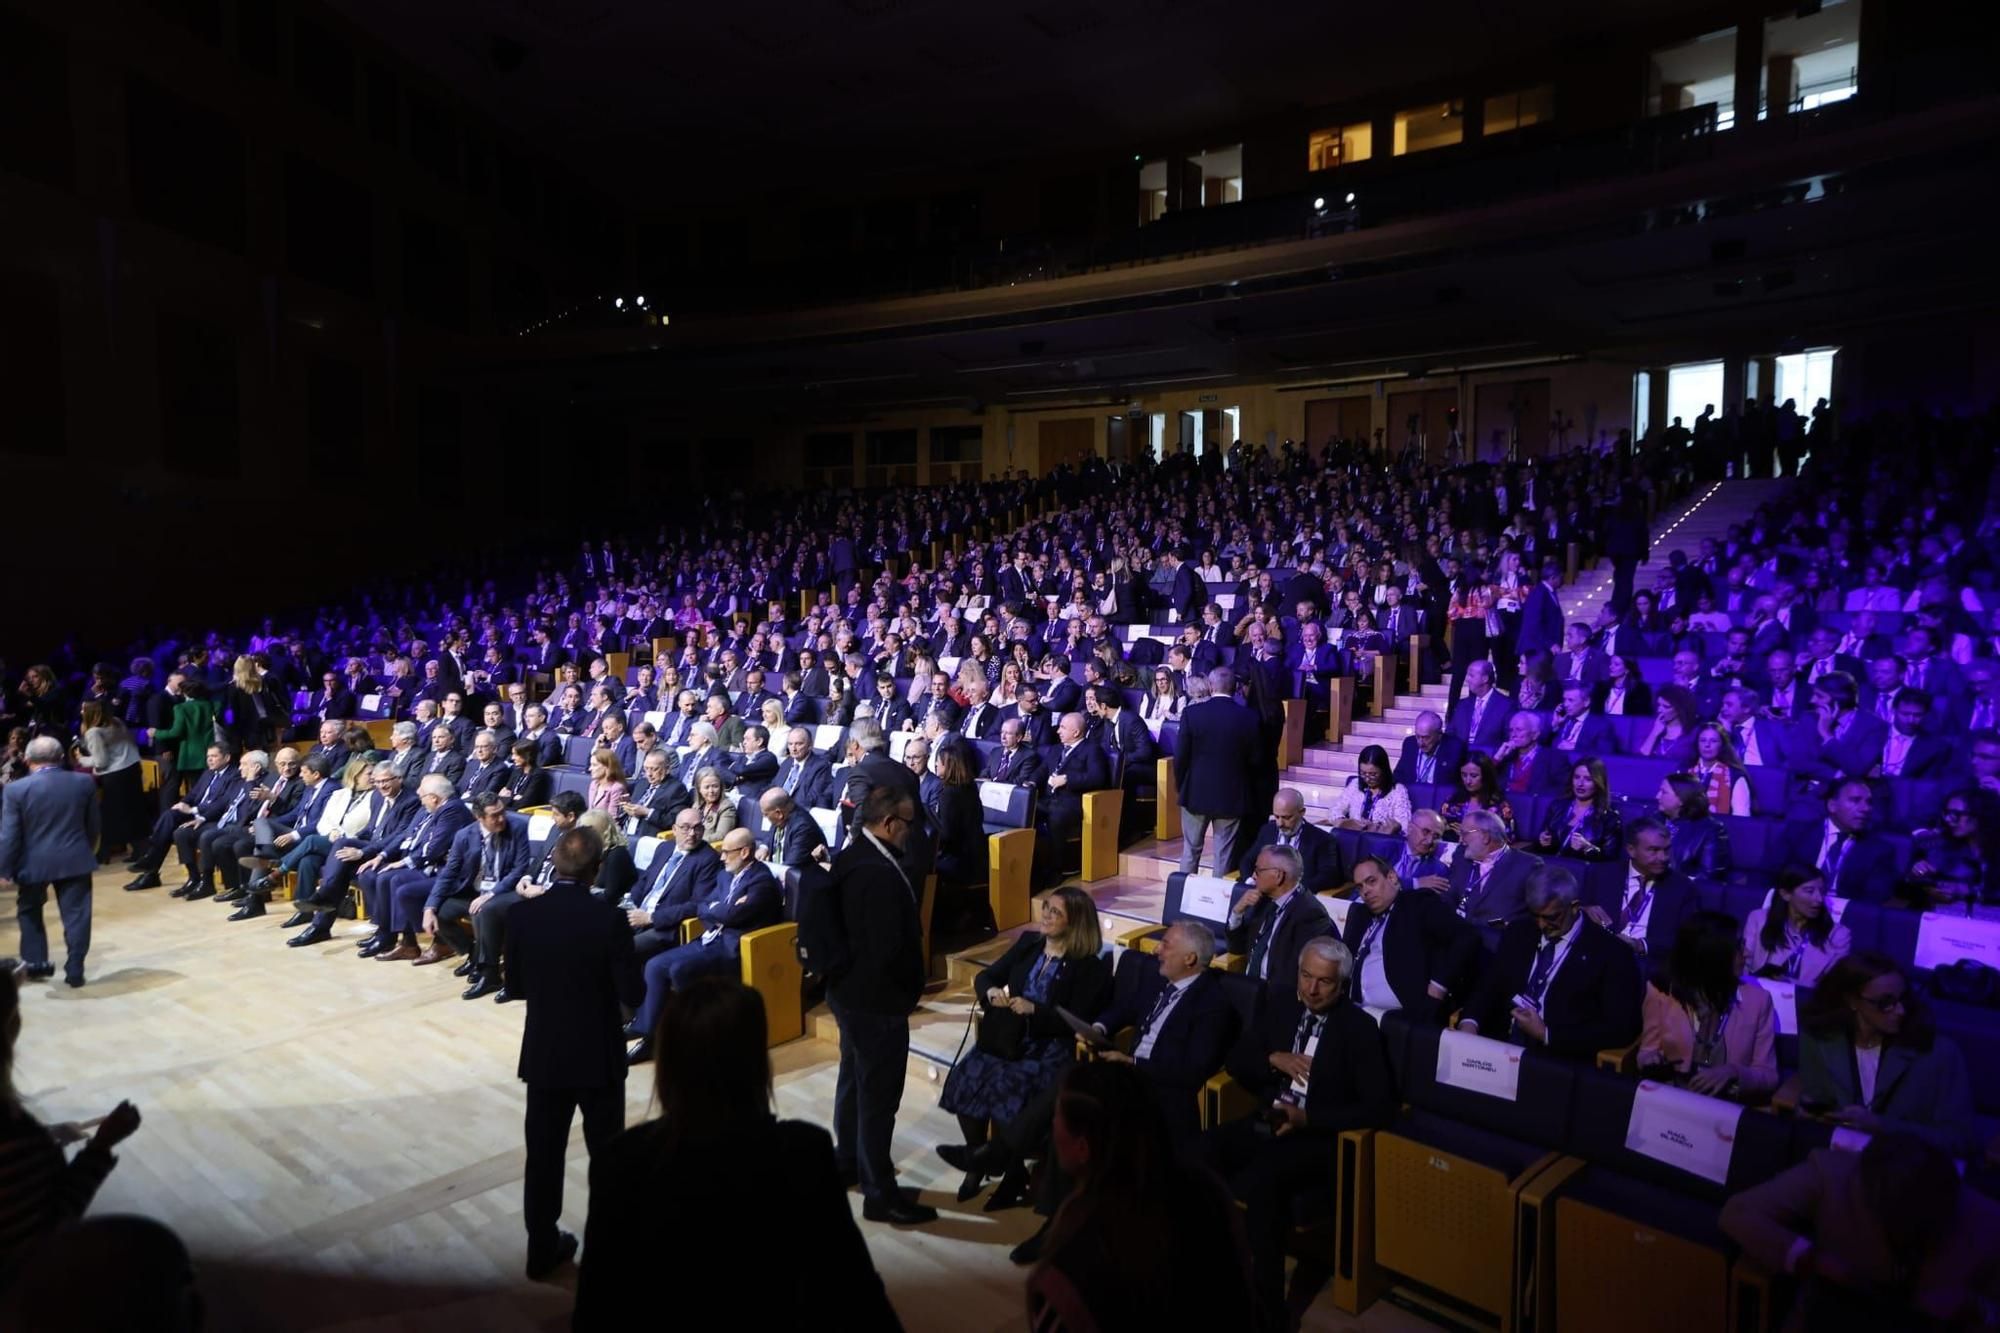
1583,816,1696,963
1392,711,1465,788
1175,667,1263,876
288,762,422,947
622,809,723,960
1089,922,1236,1144
1036,712,1112,885
0,737,103,986
827,786,936,1225
1458,865,1642,1059
773,727,834,810
1227,841,1334,1010
1204,935,1395,1320
362,774,476,959
1446,661,1515,752
624,829,782,1064
1775,779,1898,903
1445,809,1542,926
506,827,643,1280
426,794,532,985
985,718,1049,790
1344,854,1482,1023
1002,686,1057,749
757,787,829,877
1233,788,1342,892
1516,564,1566,658
1548,683,1614,755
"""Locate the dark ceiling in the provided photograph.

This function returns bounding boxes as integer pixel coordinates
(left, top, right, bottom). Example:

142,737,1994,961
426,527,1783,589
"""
324,0,1706,208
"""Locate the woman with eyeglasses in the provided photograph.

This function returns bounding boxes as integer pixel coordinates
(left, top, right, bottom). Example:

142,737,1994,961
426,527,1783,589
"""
1906,791,1996,911
1797,952,1977,1156
1742,866,1850,987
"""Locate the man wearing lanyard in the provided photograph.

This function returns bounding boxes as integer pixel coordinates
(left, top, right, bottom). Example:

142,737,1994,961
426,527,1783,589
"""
1343,855,1479,1023
1227,844,1333,1011
1459,867,1641,1058
1203,937,1395,1321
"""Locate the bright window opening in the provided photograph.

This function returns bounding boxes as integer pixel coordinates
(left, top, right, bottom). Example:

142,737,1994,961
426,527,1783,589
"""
1648,27,1739,132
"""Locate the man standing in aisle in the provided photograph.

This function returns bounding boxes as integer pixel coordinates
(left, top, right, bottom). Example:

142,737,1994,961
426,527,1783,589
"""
827,785,936,1225
0,738,102,988
504,826,643,1280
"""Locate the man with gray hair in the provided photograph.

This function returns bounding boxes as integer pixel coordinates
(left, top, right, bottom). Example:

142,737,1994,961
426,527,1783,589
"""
0,736,102,985
1445,808,1541,924
1089,920,1233,1142
1457,865,1641,1058
1174,665,1264,875
1206,930,1395,1320
1228,840,1332,1010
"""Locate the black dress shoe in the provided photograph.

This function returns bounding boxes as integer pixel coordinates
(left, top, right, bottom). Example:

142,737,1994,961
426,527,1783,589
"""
227,900,267,921
1010,1222,1049,1266
861,1197,939,1225
461,974,503,1001
626,1039,654,1066
279,909,312,929
287,924,333,947
453,958,475,978
123,872,161,892
525,1231,578,1282
23,963,55,980
985,1165,1030,1213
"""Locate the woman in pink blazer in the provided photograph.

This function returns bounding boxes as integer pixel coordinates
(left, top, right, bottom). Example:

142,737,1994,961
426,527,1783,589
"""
1639,909,1780,1101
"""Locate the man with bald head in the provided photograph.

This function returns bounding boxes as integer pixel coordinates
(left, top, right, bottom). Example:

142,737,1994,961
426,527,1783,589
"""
1233,788,1341,892
623,826,782,1064
1392,710,1465,789
1036,711,1112,886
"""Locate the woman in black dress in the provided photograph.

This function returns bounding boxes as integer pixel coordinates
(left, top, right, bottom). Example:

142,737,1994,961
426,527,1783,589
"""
936,887,1111,1204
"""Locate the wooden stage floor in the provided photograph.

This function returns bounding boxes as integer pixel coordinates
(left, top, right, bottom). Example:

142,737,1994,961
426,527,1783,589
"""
4,867,1432,1332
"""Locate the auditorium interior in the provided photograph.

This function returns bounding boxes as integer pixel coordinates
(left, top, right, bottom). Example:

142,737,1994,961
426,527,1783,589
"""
5,0,2000,1329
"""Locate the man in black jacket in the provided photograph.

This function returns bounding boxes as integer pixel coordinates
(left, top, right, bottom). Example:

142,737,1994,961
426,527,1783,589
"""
1458,865,1641,1060
506,828,643,1280
827,785,936,1226
1343,854,1482,1023
1204,936,1396,1322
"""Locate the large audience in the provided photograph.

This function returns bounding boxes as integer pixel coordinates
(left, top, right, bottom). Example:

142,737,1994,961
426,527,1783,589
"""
6,404,2000,1330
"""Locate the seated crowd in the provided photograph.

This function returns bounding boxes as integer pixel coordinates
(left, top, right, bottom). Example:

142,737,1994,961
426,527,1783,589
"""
5,409,2000,1330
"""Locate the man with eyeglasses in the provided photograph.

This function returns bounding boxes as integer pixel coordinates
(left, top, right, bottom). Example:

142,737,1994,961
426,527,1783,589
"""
827,786,936,1226
1228,843,1334,1011
1458,866,1640,1059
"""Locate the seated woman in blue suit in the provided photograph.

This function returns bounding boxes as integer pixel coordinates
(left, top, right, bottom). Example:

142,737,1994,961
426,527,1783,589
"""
1797,952,1978,1158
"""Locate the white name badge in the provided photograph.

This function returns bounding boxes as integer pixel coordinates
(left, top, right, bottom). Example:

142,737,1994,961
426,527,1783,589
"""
1915,912,2000,972
1624,1080,1744,1185
1435,1028,1523,1102
1179,874,1237,924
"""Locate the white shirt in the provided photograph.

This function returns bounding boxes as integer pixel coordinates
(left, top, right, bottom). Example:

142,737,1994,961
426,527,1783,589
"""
1855,1042,1882,1105
1134,973,1199,1061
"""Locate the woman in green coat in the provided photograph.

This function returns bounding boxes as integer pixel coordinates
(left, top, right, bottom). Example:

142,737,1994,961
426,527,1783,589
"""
149,680,218,803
